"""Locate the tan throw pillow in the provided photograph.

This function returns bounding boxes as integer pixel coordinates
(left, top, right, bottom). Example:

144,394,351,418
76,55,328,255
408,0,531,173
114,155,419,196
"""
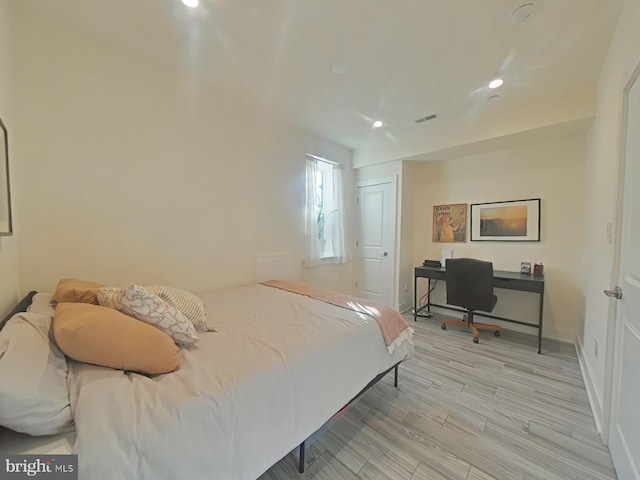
53,278,105,305
96,285,199,346
53,303,180,375
144,285,208,332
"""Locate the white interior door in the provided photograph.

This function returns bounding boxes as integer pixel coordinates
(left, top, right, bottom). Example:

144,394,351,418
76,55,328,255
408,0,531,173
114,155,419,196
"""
608,67,640,480
357,179,396,306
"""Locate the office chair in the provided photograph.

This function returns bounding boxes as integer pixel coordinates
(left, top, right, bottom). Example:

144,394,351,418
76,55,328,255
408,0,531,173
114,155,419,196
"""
441,258,501,343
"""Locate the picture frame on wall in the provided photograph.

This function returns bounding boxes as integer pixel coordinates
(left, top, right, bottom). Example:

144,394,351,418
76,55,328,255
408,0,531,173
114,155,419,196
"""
470,198,540,242
433,203,467,243
0,115,12,236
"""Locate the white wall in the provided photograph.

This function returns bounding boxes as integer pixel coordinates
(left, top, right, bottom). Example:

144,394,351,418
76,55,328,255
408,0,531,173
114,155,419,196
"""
408,134,587,343
578,0,640,427
0,0,20,318
10,8,354,296
354,161,413,311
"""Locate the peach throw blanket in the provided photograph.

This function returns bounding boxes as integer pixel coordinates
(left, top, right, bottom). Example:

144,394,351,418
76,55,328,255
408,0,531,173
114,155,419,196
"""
262,280,413,353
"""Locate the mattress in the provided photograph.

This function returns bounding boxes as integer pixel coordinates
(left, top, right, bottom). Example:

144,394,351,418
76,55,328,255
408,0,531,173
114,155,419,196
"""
3,283,413,480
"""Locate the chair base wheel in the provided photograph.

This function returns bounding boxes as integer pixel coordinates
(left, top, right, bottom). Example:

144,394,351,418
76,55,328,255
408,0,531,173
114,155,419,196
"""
441,324,447,330
473,337,479,344
494,331,500,337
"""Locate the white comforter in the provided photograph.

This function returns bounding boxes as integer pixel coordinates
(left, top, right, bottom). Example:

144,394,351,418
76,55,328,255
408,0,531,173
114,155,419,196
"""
68,284,413,480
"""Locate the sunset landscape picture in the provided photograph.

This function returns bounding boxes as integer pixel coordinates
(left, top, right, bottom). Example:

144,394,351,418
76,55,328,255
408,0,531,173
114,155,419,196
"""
479,205,527,237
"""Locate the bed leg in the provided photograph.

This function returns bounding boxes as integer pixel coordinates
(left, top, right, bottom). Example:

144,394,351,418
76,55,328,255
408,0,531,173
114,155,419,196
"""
298,440,306,473
394,364,399,388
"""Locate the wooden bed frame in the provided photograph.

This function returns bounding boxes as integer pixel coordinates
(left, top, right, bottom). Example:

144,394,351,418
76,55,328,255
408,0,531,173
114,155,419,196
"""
1,291,403,474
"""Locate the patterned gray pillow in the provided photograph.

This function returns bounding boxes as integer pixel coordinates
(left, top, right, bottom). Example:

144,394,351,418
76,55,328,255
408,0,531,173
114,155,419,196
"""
96,285,199,346
144,285,209,332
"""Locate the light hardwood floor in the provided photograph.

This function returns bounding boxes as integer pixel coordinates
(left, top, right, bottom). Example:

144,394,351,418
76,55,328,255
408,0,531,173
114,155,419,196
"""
259,314,617,480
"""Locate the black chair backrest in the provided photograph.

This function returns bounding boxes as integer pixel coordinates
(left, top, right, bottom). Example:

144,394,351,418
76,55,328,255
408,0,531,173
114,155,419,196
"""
445,258,495,312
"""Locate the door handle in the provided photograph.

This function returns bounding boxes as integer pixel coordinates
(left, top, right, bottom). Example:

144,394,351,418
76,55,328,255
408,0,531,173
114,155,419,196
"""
604,286,623,299
383,252,388,256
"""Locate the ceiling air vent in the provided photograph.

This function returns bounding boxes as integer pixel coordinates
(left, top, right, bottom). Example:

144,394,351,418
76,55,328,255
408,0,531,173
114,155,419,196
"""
415,114,438,124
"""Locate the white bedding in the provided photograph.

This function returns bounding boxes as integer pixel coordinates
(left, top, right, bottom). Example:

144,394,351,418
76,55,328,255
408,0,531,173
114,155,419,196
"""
50,284,412,479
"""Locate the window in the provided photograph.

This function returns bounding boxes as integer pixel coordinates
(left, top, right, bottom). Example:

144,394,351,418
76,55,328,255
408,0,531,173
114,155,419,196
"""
304,156,346,266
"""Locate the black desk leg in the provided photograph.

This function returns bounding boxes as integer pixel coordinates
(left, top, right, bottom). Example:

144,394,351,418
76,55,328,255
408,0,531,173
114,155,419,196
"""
414,274,417,322
538,289,544,354
299,440,305,473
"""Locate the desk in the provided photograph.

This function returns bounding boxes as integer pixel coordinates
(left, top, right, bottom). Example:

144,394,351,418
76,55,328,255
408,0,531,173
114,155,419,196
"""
414,266,545,353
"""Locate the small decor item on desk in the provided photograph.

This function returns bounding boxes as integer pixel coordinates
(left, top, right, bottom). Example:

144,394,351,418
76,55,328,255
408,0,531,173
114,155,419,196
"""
520,262,532,274
534,263,544,276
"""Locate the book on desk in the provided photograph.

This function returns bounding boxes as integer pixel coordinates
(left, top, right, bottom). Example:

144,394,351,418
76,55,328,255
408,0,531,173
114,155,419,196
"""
423,259,442,268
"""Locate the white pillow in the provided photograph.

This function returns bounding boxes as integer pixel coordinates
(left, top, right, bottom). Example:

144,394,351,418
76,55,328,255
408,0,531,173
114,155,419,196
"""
96,285,199,346
0,312,74,436
144,285,209,332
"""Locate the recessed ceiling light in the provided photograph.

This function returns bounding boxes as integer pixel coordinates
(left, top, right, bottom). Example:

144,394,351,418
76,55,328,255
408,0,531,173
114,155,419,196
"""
489,78,504,89
181,0,199,8
372,120,384,128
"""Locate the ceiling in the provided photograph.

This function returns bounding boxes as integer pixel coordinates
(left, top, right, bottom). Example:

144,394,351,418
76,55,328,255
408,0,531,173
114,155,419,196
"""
17,0,623,167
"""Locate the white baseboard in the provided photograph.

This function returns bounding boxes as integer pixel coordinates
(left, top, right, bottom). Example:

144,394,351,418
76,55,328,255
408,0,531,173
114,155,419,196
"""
575,335,603,435
397,301,412,314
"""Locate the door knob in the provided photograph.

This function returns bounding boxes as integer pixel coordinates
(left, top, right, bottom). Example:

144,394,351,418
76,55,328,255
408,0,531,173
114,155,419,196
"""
604,286,622,299
383,251,388,256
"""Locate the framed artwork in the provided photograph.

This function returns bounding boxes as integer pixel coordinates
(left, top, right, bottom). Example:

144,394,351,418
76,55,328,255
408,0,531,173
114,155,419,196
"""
433,203,467,243
470,198,540,242
0,115,12,236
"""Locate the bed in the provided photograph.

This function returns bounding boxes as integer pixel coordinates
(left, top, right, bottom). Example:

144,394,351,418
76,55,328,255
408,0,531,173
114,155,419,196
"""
0,282,413,479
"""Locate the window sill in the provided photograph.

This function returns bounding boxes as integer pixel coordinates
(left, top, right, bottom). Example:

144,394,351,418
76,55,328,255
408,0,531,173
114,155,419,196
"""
320,256,338,264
